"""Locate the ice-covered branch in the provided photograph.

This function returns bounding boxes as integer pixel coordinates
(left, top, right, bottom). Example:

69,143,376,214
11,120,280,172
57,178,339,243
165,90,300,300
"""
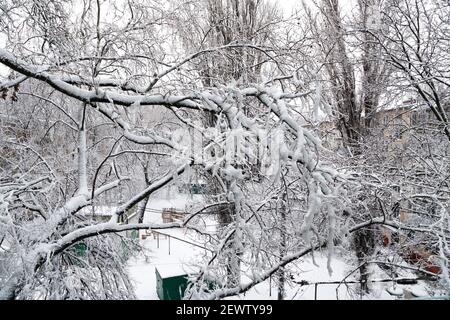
50,221,183,257
0,48,206,110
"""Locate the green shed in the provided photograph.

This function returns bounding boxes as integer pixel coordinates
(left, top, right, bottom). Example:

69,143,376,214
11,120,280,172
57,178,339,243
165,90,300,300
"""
73,242,87,257
155,266,220,300
155,266,191,300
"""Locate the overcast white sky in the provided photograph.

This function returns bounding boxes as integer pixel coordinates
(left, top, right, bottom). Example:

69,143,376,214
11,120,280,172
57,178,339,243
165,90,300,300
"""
273,0,358,17
273,0,300,11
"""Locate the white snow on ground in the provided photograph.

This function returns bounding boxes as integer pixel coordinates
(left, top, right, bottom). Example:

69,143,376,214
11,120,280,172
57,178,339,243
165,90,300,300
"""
127,190,209,299
127,230,206,299
127,191,437,300
225,255,353,300
228,254,395,300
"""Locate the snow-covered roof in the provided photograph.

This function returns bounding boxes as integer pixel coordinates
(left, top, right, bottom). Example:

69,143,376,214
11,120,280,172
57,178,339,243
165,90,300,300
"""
374,97,428,113
155,264,194,278
78,206,115,216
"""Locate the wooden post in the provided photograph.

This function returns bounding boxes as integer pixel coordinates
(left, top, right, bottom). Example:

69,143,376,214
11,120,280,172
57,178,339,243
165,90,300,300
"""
314,283,318,300
157,232,159,249
168,235,171,255
269,275,272,297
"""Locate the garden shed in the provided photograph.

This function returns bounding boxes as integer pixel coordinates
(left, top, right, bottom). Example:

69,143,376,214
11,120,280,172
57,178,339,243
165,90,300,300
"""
155,266,191,300
155,265,220,300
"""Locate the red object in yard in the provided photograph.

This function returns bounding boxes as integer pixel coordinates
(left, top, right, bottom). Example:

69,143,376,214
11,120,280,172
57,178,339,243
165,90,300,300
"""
383,234,390,246
425,264,441,274
405,249,441,275
406,251,423,264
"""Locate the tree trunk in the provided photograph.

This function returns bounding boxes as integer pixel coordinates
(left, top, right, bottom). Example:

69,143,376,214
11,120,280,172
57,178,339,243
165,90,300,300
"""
277,192,287,300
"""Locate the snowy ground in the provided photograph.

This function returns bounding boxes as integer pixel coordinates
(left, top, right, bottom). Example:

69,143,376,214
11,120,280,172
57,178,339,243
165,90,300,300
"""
127,190,208,299
127,230,205,299
127,191,436,300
